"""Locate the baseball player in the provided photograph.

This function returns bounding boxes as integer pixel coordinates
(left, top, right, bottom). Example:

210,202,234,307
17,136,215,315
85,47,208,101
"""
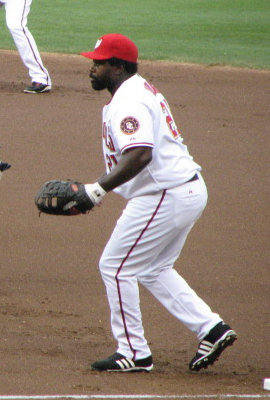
79,33,237,372
0,0,51,93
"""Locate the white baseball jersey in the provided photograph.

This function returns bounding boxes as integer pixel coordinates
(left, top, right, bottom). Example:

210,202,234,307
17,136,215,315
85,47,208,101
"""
102,74,201,199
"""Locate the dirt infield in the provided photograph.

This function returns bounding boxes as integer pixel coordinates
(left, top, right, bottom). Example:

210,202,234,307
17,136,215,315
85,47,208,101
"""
0,50,269,397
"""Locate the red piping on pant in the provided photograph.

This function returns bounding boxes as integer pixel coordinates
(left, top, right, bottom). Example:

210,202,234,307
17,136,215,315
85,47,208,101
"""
21,0,49,84
115,190,167,360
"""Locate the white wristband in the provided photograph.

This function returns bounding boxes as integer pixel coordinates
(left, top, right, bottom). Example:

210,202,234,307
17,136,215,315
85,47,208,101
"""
84,182,106,205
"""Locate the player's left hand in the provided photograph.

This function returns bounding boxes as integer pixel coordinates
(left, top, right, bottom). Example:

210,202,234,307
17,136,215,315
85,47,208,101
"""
35,180,95,216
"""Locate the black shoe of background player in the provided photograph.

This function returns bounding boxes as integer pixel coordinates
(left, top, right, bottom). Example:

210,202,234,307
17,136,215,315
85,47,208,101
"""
23,82,51,94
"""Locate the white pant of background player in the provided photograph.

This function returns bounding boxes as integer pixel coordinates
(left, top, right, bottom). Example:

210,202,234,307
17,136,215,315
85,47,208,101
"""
0,0,51,86
100,175,222,360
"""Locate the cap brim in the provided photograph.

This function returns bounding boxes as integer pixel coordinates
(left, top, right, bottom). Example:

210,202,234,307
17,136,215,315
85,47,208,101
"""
80,51,110,60
80,51,95,59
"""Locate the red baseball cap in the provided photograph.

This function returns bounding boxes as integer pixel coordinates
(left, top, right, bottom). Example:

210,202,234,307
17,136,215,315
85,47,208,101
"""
81,33,138,63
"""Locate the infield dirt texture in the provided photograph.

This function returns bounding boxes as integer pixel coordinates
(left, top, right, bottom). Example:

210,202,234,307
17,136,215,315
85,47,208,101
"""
0,51,269,397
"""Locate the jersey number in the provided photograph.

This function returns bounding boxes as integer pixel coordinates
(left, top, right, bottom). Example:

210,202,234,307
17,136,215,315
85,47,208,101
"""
160,100,181,139
144,81,181,139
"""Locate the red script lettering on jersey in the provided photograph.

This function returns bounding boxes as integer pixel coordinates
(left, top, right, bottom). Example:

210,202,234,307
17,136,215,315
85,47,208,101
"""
103,122,116,151
144,81,160,96
106,154,118,171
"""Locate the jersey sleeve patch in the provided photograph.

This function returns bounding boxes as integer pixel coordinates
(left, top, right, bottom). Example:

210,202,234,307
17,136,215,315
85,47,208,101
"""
120,116,140,135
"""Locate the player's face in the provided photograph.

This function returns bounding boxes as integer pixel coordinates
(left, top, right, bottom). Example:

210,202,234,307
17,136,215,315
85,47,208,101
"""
89,60,113,91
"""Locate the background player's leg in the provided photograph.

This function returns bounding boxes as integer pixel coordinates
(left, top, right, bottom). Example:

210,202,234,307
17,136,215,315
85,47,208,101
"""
5,0,51,86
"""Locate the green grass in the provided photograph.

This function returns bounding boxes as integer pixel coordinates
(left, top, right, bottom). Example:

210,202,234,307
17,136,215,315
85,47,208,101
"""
0,0,269,69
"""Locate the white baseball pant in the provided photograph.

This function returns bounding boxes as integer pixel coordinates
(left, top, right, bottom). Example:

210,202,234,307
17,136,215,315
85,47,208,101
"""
2,0,51,85
99,175,222,360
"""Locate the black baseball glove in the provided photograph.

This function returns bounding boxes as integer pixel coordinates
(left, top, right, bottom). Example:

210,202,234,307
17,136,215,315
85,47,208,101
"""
35,180,95,216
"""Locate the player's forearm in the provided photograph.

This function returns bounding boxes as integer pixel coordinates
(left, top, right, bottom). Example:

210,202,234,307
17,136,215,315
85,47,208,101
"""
98,146,152,192
84,147,152,203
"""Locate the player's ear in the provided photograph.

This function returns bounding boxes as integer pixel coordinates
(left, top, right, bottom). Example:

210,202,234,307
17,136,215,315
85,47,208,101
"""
113,63,125,76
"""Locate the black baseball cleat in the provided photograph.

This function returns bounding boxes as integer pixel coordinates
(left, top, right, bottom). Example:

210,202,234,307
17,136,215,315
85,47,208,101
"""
23,82,51,93
189,321,237,371
91,352,153,372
